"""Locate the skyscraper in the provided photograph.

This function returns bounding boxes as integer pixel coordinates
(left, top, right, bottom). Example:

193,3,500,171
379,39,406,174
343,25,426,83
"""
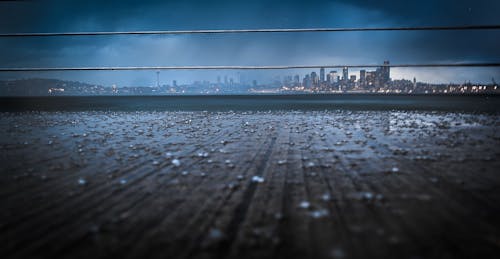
320,67,325,83
294,75,300,86
342,67,349,83
303,74,311,88
329,71,338,83
311,72,319,87
366,71,376,86
380,61,390,85
360,70,366,87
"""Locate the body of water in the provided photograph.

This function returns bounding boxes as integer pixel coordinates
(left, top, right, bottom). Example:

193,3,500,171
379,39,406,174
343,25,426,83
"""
1,94,499,112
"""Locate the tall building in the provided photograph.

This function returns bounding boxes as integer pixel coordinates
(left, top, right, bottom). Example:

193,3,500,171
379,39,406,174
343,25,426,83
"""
360,70,366,87
294,75,300,86
342,67,349,83
311,72,319,87
320,68,325,83
329,71,338,83
366,71,376,87
380,60,390,85
303,74,311,88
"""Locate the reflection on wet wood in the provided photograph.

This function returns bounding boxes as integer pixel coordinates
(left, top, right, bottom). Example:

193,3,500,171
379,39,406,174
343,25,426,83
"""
0,110,499,259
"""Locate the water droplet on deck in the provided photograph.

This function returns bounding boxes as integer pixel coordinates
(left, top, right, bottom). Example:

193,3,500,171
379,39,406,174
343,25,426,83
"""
362,192,374,201
172,159,181,167
277,159,287,165
299,201,310,209
197,151,209,157
227,182,239,190
310,209,329,219
78,178,87,185
251,176,264,183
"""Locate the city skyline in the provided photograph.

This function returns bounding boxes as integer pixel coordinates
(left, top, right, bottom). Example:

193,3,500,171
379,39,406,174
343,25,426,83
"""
2,64,497,88
2,61,498,95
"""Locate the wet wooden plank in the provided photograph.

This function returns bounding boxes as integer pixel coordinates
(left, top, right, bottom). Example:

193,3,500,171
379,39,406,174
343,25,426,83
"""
0,110,499,259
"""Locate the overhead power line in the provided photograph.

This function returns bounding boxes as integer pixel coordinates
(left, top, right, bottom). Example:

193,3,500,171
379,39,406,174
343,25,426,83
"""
0,25,499,37
1,63,499,72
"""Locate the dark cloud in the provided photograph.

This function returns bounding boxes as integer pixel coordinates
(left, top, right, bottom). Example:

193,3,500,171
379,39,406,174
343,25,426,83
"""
0,0,498,85
337,0,500,25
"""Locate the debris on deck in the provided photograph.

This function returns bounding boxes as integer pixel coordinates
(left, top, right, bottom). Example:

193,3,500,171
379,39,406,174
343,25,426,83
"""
1,110,499,259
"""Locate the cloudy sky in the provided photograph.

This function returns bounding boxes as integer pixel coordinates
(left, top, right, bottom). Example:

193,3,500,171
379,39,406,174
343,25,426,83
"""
0,0,499,86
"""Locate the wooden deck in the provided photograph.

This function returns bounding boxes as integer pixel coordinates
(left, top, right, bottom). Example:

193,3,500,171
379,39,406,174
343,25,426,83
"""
1,110,500,259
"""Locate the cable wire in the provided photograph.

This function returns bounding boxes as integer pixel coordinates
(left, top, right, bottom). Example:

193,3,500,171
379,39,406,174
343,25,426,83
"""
1,25,499,37
1,63,499,72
